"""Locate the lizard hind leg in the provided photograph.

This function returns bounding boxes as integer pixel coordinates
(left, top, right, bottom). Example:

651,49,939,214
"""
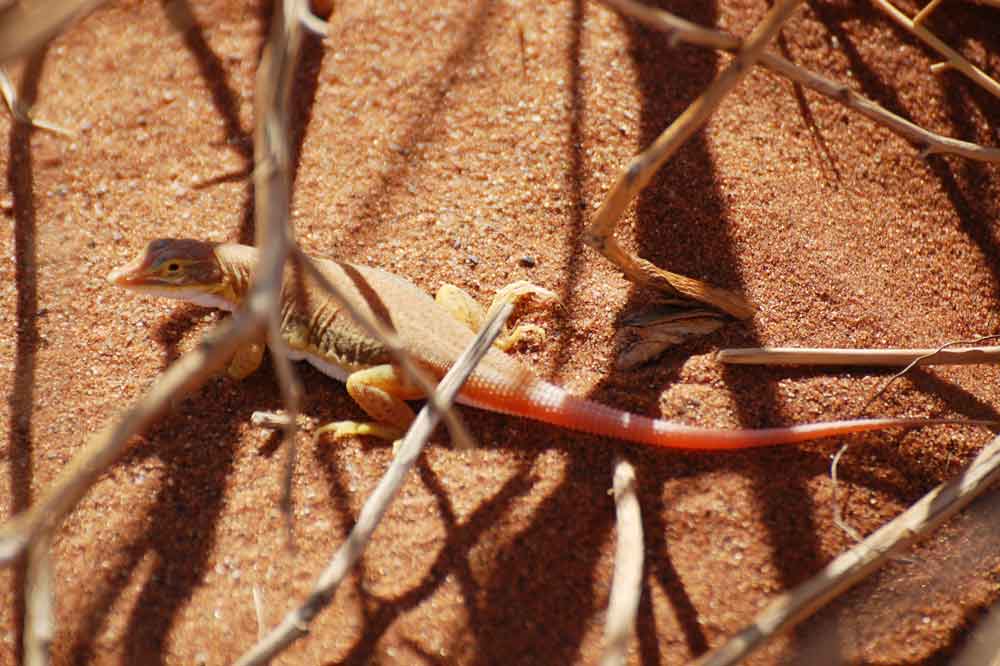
315,365,423,444
435,281,557,351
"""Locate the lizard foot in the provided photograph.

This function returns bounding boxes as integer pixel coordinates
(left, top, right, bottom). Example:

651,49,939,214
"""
436,281,558,351
491,280,558,311
488,281,558,351
314,420,405,443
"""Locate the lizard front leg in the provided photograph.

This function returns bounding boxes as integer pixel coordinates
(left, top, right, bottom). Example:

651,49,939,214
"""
315,364,424,443
435,281,556,351
227,341,265,380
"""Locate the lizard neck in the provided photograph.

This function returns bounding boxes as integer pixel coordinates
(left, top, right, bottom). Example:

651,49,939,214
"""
210,243,258,310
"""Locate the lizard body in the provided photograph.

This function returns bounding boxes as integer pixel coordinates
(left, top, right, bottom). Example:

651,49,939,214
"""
109,239,956,450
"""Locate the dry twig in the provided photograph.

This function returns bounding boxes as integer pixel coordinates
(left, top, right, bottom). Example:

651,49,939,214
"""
690,430,1000,666
0,68,72,136
857,335,1000,415
233,300,515,666
601,0,1000,162
718,344,1000,366
252,586,266,642
0,0,107,65
829,444,864,542
721,336,1000,544
912,0,946,24
295,0,329,37
584,0,806,319
0,0,299,575
871,0,1000,99
601,457,644,666
252,0,305,542
23,534,54,666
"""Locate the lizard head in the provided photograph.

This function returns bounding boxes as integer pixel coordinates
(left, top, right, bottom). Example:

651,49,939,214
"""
107,238,239,309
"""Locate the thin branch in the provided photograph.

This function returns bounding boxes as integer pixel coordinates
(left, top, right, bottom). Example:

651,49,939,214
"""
829,444,864,542
296,0,329,37
252,0,305,544
912,0,945,24
601,457,644,666
23,534,54,666
233,301,515,666
249,0,472,544
871,0,1000,99
717,344,1000,366
0,68,73,136
0,0,465,573
584,0,804,319
601,0,1000,162
0,0,304,579
690,431,1000,666
0,0,107,66
252,586,266,642
857,335,1000,415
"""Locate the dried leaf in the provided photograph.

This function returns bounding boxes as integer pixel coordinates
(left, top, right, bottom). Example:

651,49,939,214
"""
614,306,727,369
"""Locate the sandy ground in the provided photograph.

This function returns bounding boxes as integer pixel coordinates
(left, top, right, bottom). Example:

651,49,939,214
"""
1,0,1000,664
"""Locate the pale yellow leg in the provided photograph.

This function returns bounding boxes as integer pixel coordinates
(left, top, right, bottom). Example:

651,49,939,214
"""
435,281,557,351
315,364,424,443
227,341,265,380
435,284,488,333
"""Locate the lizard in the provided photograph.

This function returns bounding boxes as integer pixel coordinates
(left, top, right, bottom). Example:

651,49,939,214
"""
107,239,979,451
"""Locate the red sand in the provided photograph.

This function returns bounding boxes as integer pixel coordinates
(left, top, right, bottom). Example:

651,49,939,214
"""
1,1,999,664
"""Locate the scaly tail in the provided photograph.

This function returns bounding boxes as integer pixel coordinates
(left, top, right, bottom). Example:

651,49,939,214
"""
475,380,981,451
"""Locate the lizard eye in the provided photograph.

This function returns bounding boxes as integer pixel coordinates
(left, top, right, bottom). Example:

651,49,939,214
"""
166,262,180,273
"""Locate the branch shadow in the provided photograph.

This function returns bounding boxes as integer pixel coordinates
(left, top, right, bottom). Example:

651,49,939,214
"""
62,5,338,662
462,1,802,661
636,483,709,659
774,32,841,180
583,0,835,660
470,442,617,663
60,4,333,643
161,0,327,245
5,48,47,666
319,455,535,665
793,483,1000,665
150,305,220,369
327,0,494,251
65,381,270,666
70,221,284,664
66,277,289,662
808,0,1000,305
160,0,254,243
443,2,621,662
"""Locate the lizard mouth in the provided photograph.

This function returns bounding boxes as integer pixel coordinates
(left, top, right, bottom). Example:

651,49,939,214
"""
106,261,144,287
106,255,167,289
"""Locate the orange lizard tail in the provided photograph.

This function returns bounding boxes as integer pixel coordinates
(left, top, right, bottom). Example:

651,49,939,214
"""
470,380,987,451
